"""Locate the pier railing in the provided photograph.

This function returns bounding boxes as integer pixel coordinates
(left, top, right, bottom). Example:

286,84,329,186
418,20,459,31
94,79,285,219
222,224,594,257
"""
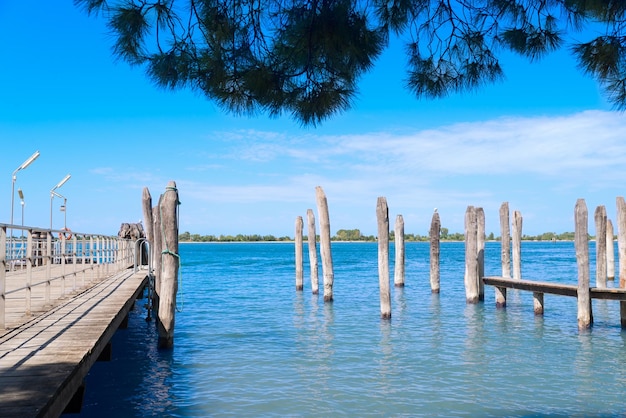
0,224,135,329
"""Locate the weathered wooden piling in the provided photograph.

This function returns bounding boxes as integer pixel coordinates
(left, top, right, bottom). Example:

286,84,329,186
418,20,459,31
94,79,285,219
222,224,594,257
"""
152,197,163,302
607,218,615,280
477,207,485,302
394,214,405,288
157,181,180,348
533,292,544,315
429,210,441,294
315,186,334,302
617,197,626,326
306,209,319,295
464,205,479,303
142,187,154,258
377,197,391,319
575,199,592,330
295,216,304,291
594,206,607,288
142,187,155,317
496,202,510,307
512,210,522,280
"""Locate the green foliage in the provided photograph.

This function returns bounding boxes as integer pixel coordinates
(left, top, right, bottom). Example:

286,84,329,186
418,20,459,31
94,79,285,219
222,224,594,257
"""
179,230,591,242
76,0,626,122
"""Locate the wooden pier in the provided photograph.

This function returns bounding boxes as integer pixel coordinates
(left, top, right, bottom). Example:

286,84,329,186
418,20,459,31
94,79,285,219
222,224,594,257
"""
0,265,148,417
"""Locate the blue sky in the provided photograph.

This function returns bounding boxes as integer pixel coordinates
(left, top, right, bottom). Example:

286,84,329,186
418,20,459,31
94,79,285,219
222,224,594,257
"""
1,2,624,237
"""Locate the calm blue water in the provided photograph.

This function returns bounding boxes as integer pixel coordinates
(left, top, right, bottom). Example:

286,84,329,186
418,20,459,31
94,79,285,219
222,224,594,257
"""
68,241,626,417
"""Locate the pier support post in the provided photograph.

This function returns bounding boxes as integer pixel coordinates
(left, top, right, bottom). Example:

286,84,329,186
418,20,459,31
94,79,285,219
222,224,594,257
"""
497,202,510,307
477,207,485,301
512,210,523,280
157,181,180,349
594,206,607,288
575,199,592,330
295,216,304,291
142,187,154,267
152,199,163,304
617,197,626,327
306,209,319,295
377,197,391,319
315,186,334,302
394,214,405,287
533,292,544,315
464,206,479,303
429,210,441,294
607,218,615,281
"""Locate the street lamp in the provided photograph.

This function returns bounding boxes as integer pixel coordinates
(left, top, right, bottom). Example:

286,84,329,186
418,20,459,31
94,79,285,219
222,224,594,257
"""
18,188,24,239
50,174,71,231
10,151,40,257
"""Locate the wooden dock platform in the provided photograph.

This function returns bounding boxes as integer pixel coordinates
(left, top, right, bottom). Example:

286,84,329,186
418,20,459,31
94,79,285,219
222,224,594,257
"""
0,267,148,417
483,276,626,300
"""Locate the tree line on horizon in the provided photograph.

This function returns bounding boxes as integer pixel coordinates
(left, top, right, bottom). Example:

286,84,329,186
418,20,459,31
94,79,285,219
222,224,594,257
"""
179,229,589,243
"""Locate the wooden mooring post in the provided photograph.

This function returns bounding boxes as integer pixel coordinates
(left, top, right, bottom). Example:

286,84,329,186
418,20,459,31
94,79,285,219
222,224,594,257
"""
377,197,391,319
607,218,616,280
306,209,319,295
496,202,510,307
394,214,405,287
429,210,441,293
156,181,180,348
152,197,163,304
142,187,155,319
575,199,592,330
295,216,304,291
477,207,485,302
595,205,607,288
512,210,523,280
617,196,626,326
464,205,479,303
315,186,334,302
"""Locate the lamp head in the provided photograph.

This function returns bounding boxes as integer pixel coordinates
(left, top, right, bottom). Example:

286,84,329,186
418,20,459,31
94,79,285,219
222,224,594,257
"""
19,151,40,170
18,188,24,200
52,174,71,191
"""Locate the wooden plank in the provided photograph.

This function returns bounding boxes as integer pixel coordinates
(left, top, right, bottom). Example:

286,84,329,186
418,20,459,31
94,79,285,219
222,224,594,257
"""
483,276,626,300
483,276,577,297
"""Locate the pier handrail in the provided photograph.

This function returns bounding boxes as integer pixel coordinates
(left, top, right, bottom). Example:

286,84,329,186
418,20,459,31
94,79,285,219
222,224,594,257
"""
0,223,136,329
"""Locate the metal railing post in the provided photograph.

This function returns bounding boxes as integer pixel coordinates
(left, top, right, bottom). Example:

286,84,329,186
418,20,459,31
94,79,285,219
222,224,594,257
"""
25,229,33,315
0,226,6,329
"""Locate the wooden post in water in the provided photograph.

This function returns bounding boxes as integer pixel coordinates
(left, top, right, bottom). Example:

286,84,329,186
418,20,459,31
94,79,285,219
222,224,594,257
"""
157,181,180,348
315,186,334,302
464,206,479,303
152,199,163,303
295,216,304,291
594,205,607,288
496,202,510,307
575,199,592,330
429,210,441,294
607,218,615,281
377,197,391,319
394,214,405,287
306,209,319,295
476,207,485,302
142,187,154,267
617,197,626,327
512,210,522,280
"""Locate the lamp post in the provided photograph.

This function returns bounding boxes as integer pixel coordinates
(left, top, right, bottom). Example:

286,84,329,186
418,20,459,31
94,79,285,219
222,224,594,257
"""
10,151,40,257
50,174,71,231
18,189,24,239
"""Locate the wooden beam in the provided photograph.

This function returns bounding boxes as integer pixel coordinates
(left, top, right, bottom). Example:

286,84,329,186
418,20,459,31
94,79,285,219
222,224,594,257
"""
483,276,626,300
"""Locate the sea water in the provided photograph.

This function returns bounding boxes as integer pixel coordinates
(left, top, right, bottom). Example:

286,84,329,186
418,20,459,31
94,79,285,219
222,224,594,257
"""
67,241,626,417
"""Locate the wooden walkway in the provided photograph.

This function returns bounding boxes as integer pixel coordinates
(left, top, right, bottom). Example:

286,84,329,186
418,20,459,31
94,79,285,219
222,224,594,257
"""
0,267,148,417
483,276,626,300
